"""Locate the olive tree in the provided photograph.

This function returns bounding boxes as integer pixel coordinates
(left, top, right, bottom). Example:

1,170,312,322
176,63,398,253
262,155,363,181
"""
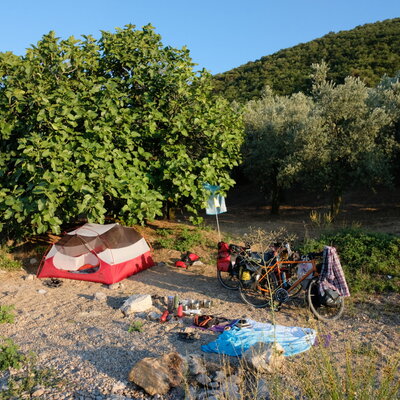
243,87,321,214
369,73,400,183
309,62,393,216
0,25,243,238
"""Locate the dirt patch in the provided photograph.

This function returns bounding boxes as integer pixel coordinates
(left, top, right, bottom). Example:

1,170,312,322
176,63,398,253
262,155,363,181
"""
203,184,400,239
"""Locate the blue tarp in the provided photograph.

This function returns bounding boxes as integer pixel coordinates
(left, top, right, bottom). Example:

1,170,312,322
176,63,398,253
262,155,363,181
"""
201,320,316,357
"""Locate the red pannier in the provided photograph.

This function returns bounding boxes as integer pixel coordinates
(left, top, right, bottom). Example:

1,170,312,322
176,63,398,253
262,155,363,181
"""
217,241,231,272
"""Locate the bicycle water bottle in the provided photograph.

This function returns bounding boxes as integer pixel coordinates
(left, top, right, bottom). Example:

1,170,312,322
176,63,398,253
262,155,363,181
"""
282,272,287,288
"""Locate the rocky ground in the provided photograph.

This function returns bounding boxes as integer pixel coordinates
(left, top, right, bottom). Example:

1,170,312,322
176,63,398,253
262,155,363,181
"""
0,256,399,399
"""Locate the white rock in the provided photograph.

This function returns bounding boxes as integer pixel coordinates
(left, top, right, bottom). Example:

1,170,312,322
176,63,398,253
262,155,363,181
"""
108,283,122,290
31,388,45,397
242,341,285,374
111,381,126,393
120,294,153,316
192,260,204,266
23,274,35,280
93,292,107,302
29,258,38,265
37,289,47,295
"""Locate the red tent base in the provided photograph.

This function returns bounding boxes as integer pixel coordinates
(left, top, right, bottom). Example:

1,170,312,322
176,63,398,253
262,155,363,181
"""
37,251,155,285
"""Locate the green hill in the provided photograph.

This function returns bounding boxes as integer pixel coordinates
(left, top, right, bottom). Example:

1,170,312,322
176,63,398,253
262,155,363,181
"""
212,18,400,102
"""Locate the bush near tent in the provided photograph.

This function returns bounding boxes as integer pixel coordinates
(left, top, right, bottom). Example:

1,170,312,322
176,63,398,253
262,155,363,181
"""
37,223,154,284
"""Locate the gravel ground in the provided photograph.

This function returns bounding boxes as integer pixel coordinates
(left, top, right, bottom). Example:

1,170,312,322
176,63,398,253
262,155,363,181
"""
0,259,399,400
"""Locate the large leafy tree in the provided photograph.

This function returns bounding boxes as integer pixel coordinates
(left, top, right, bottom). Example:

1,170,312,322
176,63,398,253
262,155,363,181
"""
243,87,321,214
0,25,243,238
308,63,393,216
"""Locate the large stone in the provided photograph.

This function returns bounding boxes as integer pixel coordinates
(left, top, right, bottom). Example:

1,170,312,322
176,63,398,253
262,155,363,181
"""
186,354,207,375
128,352,184,396
120,294,152,316
242,342,285,374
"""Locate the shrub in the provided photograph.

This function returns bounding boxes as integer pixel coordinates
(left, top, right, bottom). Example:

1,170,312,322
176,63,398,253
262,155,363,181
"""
300,228,400,293
0,305,15,324
128,320,144,333
0,247,22,271
287,345,400,400
0,353,62,399
155,227,206,252
0,337,24,371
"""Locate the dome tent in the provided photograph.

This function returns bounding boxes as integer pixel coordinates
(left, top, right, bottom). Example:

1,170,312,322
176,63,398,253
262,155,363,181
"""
37,223,154,284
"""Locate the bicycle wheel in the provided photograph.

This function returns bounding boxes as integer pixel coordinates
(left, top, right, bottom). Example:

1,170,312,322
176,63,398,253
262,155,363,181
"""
239,270,278,308
217,268,240,290
307,278,344,321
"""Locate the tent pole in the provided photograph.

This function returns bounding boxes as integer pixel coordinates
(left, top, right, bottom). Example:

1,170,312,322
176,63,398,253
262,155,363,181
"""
215,212,221,242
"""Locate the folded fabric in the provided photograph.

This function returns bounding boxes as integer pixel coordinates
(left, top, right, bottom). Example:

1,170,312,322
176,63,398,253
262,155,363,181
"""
201,319,316,357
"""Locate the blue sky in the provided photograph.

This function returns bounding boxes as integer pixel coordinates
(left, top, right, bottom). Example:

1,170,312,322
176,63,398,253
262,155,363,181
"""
1,1,399,74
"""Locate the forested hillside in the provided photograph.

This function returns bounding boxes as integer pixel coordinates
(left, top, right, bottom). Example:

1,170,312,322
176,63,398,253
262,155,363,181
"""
213,18,400,102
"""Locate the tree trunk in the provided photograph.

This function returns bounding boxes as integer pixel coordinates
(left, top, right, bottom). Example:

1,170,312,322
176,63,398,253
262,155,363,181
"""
270,178,282,215
330,193,342,219
162,201,175,220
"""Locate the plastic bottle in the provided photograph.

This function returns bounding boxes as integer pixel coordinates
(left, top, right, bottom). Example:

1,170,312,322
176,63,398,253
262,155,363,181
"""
282,272,287,286
177,304,184,318
160,310,169,322
173,295,179,310
167,296,174,312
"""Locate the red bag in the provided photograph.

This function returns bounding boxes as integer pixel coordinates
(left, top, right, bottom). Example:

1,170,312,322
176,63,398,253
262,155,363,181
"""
217,242,231,272
175,260,188,269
